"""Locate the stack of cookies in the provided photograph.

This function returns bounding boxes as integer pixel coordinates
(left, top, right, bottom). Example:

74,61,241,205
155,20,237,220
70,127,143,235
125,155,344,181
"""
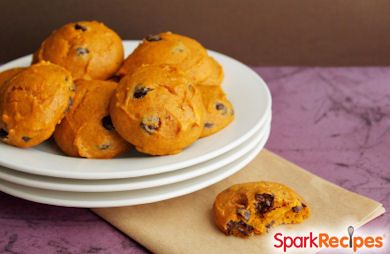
0,21,234,158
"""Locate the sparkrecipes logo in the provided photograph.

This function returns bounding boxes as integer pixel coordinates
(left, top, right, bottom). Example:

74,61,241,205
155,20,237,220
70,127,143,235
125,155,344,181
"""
273,226,385,253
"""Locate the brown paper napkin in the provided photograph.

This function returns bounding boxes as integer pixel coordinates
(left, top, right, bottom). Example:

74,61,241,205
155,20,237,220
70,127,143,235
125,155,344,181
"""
93,150,384,254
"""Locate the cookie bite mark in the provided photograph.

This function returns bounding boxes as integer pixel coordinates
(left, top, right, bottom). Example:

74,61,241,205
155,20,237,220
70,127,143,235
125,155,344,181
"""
213,182,310,238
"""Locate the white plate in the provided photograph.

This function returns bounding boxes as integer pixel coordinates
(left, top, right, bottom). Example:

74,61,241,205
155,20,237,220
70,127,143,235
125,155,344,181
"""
0,127,269,207
0,116,270,192
0,40,272,179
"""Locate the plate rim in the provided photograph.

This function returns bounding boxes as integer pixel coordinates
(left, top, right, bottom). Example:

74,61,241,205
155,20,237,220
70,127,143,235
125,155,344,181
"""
0,40,272,179
0,117,271,192
0,128,270,207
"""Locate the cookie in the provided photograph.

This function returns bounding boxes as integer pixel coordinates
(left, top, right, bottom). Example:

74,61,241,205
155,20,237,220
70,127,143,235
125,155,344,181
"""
110,64,205,155
0,62,75,148
0,68,25,88
33,21,124,80
191,56,224,86
117,32,221,85
54,79,130,159
213,181,310,237
197,85,234,137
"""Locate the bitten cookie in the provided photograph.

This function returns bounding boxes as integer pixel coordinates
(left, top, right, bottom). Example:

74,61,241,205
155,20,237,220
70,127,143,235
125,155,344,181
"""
117,32,222,85
0,62,75,148
54,79,130,159
213,182,310,238
33,21,124,80
197,85,234,137
110,64,205,155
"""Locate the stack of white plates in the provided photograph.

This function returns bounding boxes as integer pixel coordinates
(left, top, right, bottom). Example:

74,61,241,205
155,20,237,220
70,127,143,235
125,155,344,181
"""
0,41,272,208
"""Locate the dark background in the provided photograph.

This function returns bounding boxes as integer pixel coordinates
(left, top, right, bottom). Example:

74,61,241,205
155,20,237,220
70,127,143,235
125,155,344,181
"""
1,0,390,65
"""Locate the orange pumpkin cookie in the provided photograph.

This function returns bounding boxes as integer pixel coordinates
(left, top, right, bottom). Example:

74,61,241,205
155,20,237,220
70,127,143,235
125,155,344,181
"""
33,21,124,80
213,182,310,238
54,80,130,159
110,64,205,155
117,32,222,85
0,62,74,148
197,85,234,137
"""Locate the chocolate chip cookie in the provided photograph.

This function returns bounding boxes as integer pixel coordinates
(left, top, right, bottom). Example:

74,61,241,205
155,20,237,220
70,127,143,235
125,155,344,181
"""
33,21,124,80
213,181,310,237
0,62,75,148
117,32,223,86
110,64,205,155
54,79,130,158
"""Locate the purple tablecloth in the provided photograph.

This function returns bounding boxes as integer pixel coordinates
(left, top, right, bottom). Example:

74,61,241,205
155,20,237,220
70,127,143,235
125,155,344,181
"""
1,67,389,253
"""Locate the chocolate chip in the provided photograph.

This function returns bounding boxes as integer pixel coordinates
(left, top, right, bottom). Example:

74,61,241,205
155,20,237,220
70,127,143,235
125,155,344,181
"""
99,144,110,150
292,205,303,213
266,220,275,230
235,193,248,207
204,122,214,128
74,24,87,31
216,103,228,115
22,136,31,142
102,116,115,131
76,47,89,56
302,203,307,208
145,34,161,42
226,221,254,236
65,76,69,82
65,97,73,113
237,208,251,221
140,116,161,134
134,86,153,99
216,103,225,110
0,128,8,139
255,193,274,214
